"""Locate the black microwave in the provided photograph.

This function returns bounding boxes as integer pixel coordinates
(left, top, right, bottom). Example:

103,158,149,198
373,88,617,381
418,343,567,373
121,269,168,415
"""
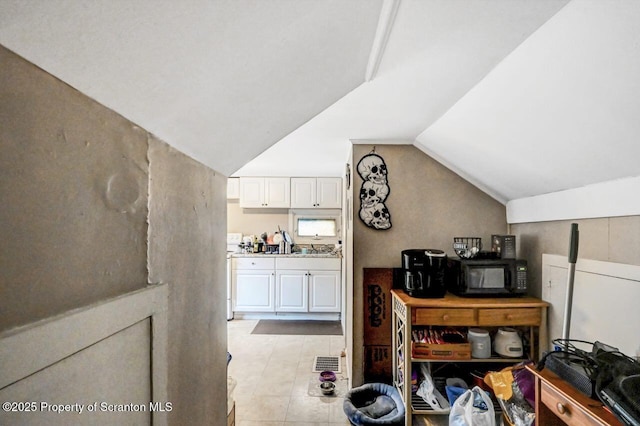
446,258,528,296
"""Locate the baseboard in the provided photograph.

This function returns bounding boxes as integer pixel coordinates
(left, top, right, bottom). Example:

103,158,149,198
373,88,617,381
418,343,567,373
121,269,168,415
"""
233,312,340,321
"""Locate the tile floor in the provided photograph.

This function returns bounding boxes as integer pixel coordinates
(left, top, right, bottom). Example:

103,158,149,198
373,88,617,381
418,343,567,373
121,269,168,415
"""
227,319,352,426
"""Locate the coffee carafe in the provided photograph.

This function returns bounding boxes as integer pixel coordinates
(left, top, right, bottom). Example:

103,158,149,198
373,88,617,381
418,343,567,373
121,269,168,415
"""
401,249,447,298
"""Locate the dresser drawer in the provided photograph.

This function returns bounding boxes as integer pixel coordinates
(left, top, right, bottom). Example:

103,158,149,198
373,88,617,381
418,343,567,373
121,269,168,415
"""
541,381,606,426
478,308,541,326
232,257,275,270
414,308,475,325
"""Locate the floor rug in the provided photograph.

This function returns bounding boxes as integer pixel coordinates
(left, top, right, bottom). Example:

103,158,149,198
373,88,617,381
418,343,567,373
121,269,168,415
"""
251,319,342,335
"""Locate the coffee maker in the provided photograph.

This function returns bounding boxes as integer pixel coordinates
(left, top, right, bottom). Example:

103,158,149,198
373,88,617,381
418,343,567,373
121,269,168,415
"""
401,249,447,298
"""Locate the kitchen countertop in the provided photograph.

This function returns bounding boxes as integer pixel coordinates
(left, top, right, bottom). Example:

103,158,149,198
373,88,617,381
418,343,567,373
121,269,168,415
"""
230,253,341,258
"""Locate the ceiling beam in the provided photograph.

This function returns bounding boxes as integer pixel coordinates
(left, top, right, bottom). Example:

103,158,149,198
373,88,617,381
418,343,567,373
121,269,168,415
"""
365,0,401,82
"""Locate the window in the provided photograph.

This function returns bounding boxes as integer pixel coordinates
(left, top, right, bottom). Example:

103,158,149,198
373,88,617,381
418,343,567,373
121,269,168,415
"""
297,218,337,237
289,209,341,244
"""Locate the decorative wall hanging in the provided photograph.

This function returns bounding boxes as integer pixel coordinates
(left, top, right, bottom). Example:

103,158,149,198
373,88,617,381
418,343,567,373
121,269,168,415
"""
357,149,392,230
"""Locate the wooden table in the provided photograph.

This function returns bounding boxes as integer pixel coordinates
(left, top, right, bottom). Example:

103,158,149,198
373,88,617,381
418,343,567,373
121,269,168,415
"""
527,364,622,426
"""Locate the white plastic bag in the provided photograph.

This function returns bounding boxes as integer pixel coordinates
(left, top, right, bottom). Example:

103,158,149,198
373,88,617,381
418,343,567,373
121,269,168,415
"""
449,386,496,426
416,373,450,412
416,364,450,412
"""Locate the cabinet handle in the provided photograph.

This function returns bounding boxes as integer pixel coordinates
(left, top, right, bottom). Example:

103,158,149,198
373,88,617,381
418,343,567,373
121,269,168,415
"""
556,402,566,415
506,314,513,320
442,314,450,321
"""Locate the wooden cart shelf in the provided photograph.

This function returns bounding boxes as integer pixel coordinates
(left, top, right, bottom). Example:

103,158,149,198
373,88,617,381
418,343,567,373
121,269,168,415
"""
391,289,549,426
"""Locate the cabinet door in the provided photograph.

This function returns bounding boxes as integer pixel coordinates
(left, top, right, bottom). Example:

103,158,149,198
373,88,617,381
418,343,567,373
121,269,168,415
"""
264,177,290,207
276,270,308,312
316,178,342,208
308,270,340,312
233,270,275,311
290,178,316,208
227,177,240,200
239,177,265,208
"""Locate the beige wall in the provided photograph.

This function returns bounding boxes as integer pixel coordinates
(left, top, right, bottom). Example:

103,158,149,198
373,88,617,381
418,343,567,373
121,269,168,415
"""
227,200,290,237
351,144,508,385
0,45,227,425
511,216,640,298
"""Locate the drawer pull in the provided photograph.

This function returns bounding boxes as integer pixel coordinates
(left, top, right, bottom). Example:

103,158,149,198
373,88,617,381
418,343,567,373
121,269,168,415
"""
506,314,513,320
442,314,450,321
556,402,566,415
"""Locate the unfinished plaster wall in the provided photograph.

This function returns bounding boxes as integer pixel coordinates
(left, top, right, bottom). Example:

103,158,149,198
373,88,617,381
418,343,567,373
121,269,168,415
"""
351,144,508,386
0,45,227,425
148,140,227,425
0,45,148,329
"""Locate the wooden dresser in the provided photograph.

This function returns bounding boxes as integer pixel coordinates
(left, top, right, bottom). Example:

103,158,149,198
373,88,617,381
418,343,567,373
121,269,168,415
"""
527,365,622,426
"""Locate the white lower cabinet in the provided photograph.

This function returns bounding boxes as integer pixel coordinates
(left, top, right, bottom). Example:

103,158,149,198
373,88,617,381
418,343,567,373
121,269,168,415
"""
233,256,340,314
276,258,340,314
232,258,276,312
275,270,308,312
308,270,341,312
234,270,275,312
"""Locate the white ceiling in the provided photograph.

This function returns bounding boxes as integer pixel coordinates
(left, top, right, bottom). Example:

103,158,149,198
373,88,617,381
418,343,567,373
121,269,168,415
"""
0,0,382,177
416,0,640,203
2,0,640,207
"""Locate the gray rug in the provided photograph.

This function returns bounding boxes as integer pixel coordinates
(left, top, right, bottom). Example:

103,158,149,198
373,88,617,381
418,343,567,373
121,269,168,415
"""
251,320,342,335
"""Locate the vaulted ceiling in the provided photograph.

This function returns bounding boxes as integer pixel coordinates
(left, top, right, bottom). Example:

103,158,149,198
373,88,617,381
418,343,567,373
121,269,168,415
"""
2,0,639,212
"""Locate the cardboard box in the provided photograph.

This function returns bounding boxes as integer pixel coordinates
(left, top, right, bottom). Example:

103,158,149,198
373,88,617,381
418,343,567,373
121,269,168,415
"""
363,268,394,346
411,342,471,360
364,345,393,384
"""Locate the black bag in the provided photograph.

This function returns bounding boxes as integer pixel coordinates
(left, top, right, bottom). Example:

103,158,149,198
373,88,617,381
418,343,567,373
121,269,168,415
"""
595,351,640,426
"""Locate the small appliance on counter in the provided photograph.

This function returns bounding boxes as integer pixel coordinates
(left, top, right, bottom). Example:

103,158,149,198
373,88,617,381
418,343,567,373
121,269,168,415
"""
226,233,243,253
447,235,528,297
399,249,447,298
493,327,524,358
468,328,492,359
446,258,528,297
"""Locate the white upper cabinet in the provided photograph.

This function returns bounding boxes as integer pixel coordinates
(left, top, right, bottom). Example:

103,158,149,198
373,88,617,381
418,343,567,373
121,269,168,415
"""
239,177,290,208
227,177,240,199
290,178,316,208
265,178,291,207
291,177,341,209
317,178,342,208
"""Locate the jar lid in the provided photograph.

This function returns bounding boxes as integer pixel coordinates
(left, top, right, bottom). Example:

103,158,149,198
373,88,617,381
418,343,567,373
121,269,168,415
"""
468,328,489,336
